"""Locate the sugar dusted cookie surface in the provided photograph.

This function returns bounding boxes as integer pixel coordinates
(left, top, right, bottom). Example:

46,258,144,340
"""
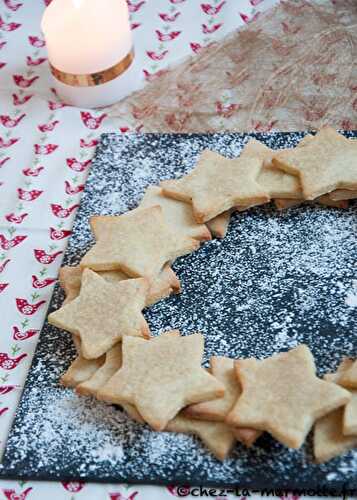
60,350,105,388
59,266,84,305
59,263,180,308
332,359,357,438
76,344,123,397
81,206,199,279
97,331,225,431
186,356,239,421
75,343,144,423
227,344,350,448
339,359,357,389
165,413,236,461
242,138,302,199
314,407,357,464
314,361,357,463
185,356,261,447
161,149,269,223
139,185,211,242
258,167,301,199
48,269,150,359
343,387,357,436
273,127,357,200
205,210,232,238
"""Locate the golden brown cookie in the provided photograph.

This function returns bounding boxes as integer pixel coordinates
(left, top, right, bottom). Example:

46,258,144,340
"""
59,264,180,308
275,132,354,205
81,206,199,279
344,389,357,436
71,332,81,353
339,359,357,389
329,189,357,201
58,277,97,386
205,210,233,239
274,198,302,210
314,407,357,463
185,356,262,447
161,149,269,223
97,331,225,431
165,413,236,461
258,167,302,199
272,127,357,200
226,345,350,448
317,195,349,209
314,361,357,463
74,343,144,423
59,266,83,305
60,352,105,388
333,359,357,437
241,139,302,199
48,269,150,359
139,185,211,242
274,196,348,210
76,344,123,397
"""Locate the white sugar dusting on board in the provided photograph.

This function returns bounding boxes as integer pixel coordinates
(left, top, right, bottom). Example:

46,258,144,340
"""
3,132,357,489
10,387,132,470
146,204,356,366
346,280,357,307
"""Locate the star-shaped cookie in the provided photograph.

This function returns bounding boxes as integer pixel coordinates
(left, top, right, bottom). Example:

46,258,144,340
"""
74,342,145,423
165,413,236,461
314,406,357,463
97,331,225,431
242,139,302,199
343,389,357,436
274,133,355,203
59,263,180,308
329,189,357,201
329,358,357,436
272,127,357,200
48,269,150,359
226,344,350,448
339,358,357,389
60,349,105,388
80,206,199,279
161,149,269,223
206,210,233,238
59,265,84,305
76,343,123,397
185,356,261,447
139,185,211,242
274,195,348,210
314,360,357,463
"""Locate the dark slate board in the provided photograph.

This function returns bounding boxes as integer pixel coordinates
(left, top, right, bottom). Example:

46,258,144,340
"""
1,132,357,493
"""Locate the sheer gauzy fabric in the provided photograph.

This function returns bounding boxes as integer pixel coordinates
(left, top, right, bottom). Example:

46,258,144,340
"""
107,0,357,133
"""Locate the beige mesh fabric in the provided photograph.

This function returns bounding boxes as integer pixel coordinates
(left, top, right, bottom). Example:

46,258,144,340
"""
107,0,357,133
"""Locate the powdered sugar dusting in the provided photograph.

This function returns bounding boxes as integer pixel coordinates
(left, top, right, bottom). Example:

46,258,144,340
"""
2,132,357,490
346,280,357,307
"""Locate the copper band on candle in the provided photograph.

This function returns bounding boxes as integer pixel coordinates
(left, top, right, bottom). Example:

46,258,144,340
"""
50,49,134,87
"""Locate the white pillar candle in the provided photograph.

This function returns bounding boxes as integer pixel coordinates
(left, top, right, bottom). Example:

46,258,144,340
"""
42,0,139,108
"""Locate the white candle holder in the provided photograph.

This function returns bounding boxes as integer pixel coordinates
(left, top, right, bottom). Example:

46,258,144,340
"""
49,49,139,108
42,0,138,109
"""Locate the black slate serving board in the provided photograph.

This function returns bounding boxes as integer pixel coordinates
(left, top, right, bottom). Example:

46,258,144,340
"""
1,131,357,492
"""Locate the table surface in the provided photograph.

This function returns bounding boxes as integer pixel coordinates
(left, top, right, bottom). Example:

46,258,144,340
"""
0,1,280,499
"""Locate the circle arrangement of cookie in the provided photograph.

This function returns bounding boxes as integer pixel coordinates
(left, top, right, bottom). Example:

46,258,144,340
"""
49,127,357,464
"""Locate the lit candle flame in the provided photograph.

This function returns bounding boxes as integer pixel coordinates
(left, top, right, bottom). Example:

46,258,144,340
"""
72,0,84,8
